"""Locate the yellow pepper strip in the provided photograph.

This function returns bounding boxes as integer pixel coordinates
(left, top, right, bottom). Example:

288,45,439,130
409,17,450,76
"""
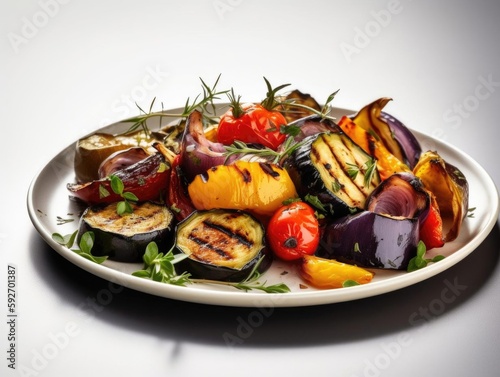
300,255,374,289
350,97,406,163
187,160,298,217
337,115,411,180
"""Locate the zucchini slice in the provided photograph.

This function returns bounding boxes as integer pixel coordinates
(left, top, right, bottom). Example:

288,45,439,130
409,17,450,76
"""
174,209,271,282
286,132,381,217
77,201,175,262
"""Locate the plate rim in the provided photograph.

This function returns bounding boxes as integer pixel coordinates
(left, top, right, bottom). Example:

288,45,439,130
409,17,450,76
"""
26,108,500,307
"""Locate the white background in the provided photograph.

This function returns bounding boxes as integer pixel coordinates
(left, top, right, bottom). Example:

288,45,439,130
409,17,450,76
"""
2,1,500,376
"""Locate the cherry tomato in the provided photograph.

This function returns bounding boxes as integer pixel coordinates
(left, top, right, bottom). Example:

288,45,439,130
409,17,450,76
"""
217,103,288,150
267,201,320,261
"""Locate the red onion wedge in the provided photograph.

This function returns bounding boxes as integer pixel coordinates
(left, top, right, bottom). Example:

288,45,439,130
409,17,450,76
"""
179,110,228,183
98,147,150,178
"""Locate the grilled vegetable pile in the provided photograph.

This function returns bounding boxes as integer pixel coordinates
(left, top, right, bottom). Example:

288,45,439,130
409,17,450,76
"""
58,76,470,292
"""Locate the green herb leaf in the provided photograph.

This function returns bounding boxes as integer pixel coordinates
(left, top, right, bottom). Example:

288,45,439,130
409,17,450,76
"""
78,231,95,254
407,241,445,272
363,158,377,187
108,175,138,215
110,175,124,195
132,270,150,278
304,194,328,213
99,184,110,198
132,242,290,293
346,163,359,180
342,280,360,287
320,89,340,117
353,242,361,253
53,231,107,264
52,230,78,248
280,124,301,137
122,192,139,202
116,201,132,215
143,242,159,265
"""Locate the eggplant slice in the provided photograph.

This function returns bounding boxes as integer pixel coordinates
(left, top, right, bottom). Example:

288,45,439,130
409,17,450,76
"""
174,209,271,282
78,201,175,262
285,131,381,218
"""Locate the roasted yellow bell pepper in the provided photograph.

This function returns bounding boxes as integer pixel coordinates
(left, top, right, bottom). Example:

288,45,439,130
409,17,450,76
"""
413,150,469,242
300,255,374,289
337,115,411,180
350,97,406,163
187,160,298,217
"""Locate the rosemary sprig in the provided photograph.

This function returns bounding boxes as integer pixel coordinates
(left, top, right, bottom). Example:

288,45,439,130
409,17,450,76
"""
279,89,340,119
224,136,305,165
346,158,378,187
191,257,290,293
122,74,229,135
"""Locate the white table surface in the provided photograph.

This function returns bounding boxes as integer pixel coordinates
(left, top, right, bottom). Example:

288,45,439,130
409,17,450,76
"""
2,0,500,376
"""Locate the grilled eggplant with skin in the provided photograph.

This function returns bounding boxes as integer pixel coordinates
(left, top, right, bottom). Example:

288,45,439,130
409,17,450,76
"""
285,131,381,218
318,173,430,270
174,209,271,282
78,202,175,262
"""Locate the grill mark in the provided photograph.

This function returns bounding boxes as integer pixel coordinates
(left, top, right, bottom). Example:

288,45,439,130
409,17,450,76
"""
367,133,377,157
187,235,232,260
259,162,281,179
202,219,254,248
316,134,365,204
338,136,370,194
234,165,252,183
327,138,357,204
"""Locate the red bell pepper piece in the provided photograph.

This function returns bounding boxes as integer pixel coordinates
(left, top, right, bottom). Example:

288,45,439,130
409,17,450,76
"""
67,153,170,205
419,195,445,250
167,155,196,221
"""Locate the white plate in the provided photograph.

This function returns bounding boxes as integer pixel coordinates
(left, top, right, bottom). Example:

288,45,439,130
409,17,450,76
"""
27,107,500,307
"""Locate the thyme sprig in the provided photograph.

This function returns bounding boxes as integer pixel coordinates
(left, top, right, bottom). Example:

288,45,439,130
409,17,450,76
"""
122,74,229,135
133,242,290,293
